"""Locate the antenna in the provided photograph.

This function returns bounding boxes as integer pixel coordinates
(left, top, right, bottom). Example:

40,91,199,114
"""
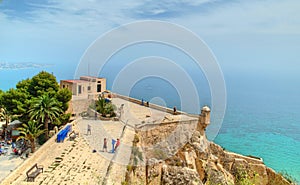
88,62,90,76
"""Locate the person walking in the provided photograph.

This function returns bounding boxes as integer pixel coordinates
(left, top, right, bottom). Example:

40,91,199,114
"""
111,139,116,153
115,138,120,151
87,124,91,135
103,138,107,152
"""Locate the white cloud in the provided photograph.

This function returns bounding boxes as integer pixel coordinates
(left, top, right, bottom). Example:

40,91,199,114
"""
1,0,299,43
157,0,299,36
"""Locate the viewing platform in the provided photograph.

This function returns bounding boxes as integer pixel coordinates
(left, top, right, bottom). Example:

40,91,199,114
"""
1,95,203,185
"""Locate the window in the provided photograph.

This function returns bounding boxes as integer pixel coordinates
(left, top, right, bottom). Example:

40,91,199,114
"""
97,84,101,92
78,85,82,94
88,86,91,91
62,85,65,88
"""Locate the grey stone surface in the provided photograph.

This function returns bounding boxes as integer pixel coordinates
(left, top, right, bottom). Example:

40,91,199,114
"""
0,145,25,182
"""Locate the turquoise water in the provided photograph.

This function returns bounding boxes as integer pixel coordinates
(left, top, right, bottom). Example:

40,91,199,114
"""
122,73,300,183
0,68,299,183
214,105,300,183
213,75,300,183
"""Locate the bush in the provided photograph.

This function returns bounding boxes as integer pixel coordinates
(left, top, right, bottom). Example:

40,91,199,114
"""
233,167,258,185
38,133,47,145
279,171,297,184
153,148,167,160
95,97,116,116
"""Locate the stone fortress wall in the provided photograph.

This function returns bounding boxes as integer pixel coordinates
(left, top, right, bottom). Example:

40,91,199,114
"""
125,105,292,185
2,93,292,185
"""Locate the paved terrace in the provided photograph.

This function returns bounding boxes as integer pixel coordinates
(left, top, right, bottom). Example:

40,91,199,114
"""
0,147,25,182
1,97,197,185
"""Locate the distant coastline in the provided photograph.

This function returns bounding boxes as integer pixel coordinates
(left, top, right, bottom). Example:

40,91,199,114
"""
0,62,54,70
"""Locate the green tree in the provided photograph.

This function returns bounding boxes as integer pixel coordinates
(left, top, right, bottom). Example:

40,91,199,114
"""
96,97,106,115
0,88,29,115
56,88,72,112
16,78,32,92
28,71,59,97
17,121,44,153
29,94,62,140
103,103,116,115
95,97,116,116
53,113,71,127
0,107,11,140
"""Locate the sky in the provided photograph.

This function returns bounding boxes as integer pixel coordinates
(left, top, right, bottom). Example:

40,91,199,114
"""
0,0,300,95
2,1,300,181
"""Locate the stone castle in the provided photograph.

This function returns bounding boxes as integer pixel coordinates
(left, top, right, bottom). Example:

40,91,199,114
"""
1,93,293,185
125,105,292,185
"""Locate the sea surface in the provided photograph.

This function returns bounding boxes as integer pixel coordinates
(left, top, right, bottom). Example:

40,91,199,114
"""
126,73,300,184
0,67,299,183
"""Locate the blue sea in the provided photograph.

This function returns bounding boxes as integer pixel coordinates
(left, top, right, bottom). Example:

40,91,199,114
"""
125,72,300,183
0,66,299,183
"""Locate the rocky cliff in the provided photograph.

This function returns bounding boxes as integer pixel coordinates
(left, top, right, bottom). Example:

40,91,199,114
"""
124,107,293,185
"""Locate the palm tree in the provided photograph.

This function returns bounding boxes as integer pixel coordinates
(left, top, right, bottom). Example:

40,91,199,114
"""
96,96,106,115
29,94,62,140
96,96,116,116
0,107,11,141
17,121,44,153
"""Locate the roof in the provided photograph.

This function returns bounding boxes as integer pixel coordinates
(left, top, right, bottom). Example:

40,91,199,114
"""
80,76,105,79
61,79,87,83
202,106,211,112
8,120,22,130
9,120,22,125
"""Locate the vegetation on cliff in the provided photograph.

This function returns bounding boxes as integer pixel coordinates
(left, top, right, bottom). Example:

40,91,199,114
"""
124,120,295,185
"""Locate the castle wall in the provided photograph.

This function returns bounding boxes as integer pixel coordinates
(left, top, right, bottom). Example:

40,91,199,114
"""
137,119,198,160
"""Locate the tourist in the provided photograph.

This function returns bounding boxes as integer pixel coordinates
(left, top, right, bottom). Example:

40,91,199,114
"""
87,124,91,135
111,139,116,153
115,138,120,150
103,138,107,152
13,147,18,155
173,106,177,115
11,141,16,149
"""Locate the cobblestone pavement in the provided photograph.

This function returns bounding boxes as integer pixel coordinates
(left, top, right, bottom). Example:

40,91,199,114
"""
8,119,135,185
77,119,136,184
8,122,111,185
0,146,25,182
2,98,192,185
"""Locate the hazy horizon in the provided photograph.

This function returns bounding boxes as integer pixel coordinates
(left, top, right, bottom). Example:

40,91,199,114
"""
1,0,300,182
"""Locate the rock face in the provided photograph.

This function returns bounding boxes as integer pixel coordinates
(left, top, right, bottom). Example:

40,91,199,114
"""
128,107,293,185
162,165,202,185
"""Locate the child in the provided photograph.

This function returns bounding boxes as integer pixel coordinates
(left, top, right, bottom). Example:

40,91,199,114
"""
103,138,107,152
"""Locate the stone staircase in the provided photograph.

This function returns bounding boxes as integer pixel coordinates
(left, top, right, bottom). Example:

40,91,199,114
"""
30,135,110,185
